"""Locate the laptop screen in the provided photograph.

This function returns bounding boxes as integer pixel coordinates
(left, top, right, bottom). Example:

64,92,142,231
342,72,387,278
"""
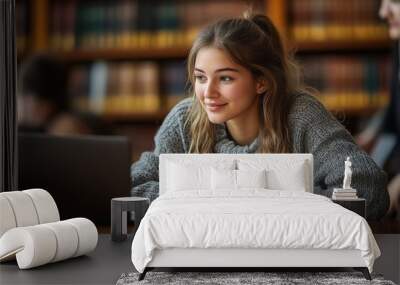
18,133,132,226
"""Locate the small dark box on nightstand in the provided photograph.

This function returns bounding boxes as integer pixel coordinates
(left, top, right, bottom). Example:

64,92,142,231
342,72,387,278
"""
332,198,366,218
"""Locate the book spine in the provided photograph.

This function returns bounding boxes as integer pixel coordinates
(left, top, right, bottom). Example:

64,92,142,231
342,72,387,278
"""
88,61,108,114
302,56,390,111
291,0,388,41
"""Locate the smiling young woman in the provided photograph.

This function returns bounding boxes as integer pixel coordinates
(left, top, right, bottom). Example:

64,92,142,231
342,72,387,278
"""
185,14,300,154
131,13,389,220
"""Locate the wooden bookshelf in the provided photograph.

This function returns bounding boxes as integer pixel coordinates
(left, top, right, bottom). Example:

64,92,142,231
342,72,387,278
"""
59,47,190,61
293,39,392,53
20,0,391,123
102,110,169,123
57,38,392,62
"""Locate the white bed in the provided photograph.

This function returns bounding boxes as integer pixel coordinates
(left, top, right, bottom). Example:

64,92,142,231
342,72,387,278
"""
131,154,379,281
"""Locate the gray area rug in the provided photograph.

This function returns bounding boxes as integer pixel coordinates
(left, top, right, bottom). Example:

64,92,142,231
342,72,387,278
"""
116,271,396,285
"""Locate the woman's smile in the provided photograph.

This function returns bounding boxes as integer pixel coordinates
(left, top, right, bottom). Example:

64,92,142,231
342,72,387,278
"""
205,102,228,112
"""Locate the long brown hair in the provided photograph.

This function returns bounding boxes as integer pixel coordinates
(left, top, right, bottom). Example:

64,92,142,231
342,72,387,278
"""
186,13,306,153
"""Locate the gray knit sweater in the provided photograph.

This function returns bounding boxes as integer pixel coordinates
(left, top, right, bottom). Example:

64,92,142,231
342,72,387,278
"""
131,93,389,220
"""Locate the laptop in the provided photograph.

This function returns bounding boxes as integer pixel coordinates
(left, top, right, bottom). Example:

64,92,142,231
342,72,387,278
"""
370,133,397,168
18,133,132,226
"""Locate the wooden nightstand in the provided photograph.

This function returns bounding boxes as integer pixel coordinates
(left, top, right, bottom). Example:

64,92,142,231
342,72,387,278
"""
332,198,366,218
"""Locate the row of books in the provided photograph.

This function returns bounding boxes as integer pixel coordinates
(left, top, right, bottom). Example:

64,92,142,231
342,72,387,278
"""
332,188,358,200
290,0,388,41
68,57,389,117
318,93,388,113
301,56,390,110
50,0,263,51
68,60,187,115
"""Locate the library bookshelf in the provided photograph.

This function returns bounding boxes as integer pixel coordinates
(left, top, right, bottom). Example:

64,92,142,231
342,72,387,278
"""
17,0,391,124
293,39,391,52
58,47,191,61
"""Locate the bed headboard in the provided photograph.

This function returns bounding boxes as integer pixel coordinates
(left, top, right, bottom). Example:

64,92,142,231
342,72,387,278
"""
159,154,313,195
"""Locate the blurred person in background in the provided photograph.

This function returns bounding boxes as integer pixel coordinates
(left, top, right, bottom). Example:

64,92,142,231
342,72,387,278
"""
18,54,111,135
357,0,400,218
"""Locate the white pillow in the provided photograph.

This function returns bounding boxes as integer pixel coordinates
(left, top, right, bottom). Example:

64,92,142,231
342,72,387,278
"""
211,168,236,190
166,159,236,192
167,162,210,191
236,169,267,189
267,167,306,191
211,168,267,190
238,159,307,192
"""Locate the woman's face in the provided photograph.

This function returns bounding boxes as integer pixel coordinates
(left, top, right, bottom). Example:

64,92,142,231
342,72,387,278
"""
380,0,400,39
194,47,265,124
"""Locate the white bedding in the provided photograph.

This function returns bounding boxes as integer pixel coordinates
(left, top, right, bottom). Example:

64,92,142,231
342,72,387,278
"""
131,190,380,273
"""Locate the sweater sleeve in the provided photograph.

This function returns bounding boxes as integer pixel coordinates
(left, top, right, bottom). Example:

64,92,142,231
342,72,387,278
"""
130,99,191,202
290,94,390,220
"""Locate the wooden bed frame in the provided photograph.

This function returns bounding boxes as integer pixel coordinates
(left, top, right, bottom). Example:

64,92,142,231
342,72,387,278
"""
139,248,371,280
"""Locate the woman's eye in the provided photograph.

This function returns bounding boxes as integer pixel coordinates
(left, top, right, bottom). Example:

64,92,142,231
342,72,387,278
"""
194,75,206,82
220,76,233,82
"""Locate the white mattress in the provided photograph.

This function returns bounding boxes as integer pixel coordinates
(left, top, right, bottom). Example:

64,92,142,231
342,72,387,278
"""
131,190,380,273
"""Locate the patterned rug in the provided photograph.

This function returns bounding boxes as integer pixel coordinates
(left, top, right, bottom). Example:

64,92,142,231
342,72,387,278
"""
116,271,396,285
